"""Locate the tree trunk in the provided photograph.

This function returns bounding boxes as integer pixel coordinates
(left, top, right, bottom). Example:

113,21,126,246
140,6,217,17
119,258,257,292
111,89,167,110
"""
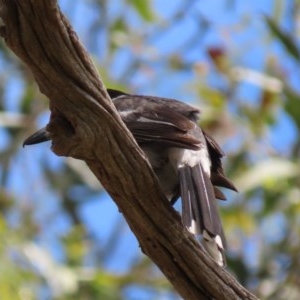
0,1,258,299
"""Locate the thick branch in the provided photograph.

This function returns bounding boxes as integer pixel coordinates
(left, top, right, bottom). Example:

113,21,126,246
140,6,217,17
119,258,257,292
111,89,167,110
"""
0,1,258,299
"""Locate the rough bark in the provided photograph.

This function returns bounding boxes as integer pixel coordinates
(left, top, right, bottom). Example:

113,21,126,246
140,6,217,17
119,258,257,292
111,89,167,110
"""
0,1,258,299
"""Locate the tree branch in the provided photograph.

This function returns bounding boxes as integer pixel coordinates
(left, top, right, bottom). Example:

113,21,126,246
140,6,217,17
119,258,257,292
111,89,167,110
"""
0,1,258,299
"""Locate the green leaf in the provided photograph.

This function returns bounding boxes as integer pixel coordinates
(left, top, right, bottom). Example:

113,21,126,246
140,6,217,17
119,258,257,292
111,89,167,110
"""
265,16,300,61
284,85,300,129
128,0,154,22
234,158,300,192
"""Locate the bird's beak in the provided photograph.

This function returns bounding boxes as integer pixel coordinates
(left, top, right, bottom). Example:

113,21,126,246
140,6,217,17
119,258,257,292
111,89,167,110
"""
23,127,51,147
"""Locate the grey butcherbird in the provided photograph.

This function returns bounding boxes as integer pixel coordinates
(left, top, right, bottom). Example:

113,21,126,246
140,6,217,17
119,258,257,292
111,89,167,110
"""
23,89,237,266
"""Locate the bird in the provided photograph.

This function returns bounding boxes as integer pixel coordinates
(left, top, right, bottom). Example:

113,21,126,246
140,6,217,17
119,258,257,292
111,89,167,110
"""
23,89,237,266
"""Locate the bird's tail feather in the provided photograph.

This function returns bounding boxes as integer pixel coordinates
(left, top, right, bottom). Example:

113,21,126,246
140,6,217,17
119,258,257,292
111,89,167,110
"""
179,167,202,235
179,164,226,266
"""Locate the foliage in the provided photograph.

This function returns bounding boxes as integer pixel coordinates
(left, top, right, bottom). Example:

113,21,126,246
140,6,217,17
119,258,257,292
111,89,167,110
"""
0,0,300,299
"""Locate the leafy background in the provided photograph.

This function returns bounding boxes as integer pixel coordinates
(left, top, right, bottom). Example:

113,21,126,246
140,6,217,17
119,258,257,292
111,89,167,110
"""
0,0,300,299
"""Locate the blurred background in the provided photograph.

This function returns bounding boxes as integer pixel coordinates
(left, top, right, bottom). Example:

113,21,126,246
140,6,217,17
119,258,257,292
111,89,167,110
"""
0,0,300,299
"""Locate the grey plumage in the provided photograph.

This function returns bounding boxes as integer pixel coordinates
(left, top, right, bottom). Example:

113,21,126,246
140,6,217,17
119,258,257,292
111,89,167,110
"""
23,89,237,266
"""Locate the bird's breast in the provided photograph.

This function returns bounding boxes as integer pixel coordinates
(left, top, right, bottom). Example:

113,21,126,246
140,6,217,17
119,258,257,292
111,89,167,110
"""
141,146,179,201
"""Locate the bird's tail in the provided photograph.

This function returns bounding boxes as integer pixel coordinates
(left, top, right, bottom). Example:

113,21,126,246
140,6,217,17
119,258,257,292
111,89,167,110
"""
179,164,226,266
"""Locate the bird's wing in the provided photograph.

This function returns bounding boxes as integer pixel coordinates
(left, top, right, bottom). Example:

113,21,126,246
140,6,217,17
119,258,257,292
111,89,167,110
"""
203,131,237,192
120,106,201,150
